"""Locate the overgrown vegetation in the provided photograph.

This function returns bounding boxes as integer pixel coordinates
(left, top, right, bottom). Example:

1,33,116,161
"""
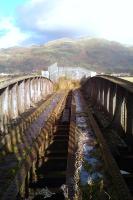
54,76,80,91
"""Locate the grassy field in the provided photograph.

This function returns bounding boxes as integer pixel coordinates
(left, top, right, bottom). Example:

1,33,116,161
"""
120,77,133,83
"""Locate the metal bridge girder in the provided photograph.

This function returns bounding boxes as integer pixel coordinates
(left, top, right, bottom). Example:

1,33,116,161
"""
82,75,133,136
0,76,53,133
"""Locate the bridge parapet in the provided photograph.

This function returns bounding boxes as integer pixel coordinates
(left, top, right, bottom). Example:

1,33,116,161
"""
82,75,133,136
0,76,53,133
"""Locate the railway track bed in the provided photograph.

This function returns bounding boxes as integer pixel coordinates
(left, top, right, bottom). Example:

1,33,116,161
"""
0,90,133,200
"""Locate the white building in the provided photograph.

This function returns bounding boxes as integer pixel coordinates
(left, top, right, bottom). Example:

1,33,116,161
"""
41,70,49,78
48,63,97,81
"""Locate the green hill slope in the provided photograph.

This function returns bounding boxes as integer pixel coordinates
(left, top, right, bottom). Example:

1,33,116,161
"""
0,38,133,73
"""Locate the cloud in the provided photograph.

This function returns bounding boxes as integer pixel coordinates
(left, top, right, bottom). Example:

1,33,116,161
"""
17,0,93,38
15,0,133,45
0,18,29,48
0,0,133,47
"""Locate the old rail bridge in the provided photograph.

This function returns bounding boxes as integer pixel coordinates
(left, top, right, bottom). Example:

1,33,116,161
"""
0,75,133,200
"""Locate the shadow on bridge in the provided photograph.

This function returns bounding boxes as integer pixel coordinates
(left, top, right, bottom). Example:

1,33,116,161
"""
80,75,133,196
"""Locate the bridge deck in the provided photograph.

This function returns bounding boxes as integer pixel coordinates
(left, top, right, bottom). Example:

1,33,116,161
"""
0,89,132,200
0,92,65,200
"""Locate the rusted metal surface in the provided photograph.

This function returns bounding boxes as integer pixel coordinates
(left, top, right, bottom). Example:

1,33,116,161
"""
66,93,76,200
0,76,53,133
98,75,133,93
0,75,51,90
0,91,67,200
0,73,133,199
77,89,132,200
81,76,133,199
82,75,133,136
0,91,76,200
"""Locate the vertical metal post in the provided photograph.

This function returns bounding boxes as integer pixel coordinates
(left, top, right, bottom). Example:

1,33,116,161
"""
18,81,25,114
9,83,18,119
126,93,133,135
25,79,31,109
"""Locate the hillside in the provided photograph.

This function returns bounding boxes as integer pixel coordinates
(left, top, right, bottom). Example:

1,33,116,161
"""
0,38,133,74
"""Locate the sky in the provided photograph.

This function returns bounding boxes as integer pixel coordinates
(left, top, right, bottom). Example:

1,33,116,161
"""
0,0,133,48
